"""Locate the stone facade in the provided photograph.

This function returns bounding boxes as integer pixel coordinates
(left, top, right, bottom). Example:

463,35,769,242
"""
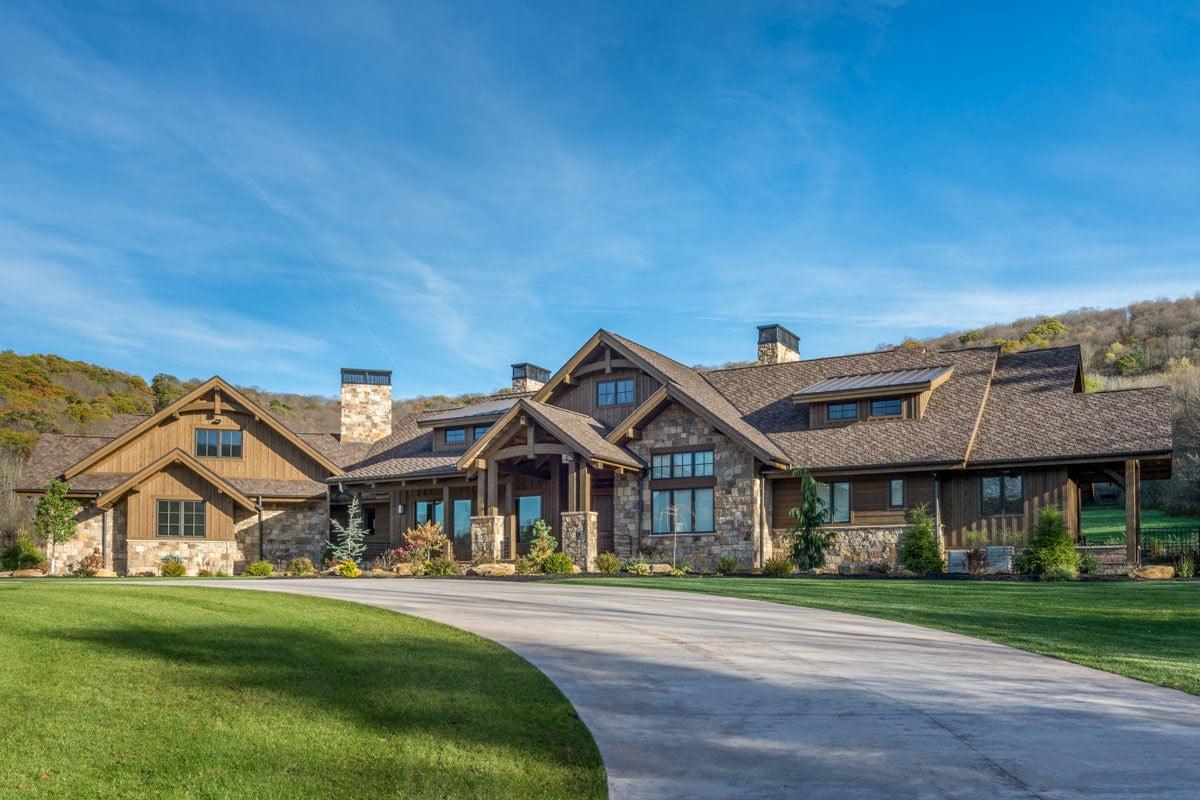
233,503,327,571
340,382,392,443
757,341,800,365
125,539,238,576
46,504,108,575
560,511,598,571
771,524,906,573
470,515,505,561
614,402,763,572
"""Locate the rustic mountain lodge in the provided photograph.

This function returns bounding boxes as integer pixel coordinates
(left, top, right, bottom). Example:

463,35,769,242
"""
17,325,1172,575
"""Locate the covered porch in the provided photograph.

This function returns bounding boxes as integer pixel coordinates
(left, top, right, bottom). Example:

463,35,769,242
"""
1076,455,1172,564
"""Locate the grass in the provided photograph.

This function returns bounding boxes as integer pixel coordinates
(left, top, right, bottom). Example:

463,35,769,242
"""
0,582,605,799
560,576,1200,696
1081,505,1200,544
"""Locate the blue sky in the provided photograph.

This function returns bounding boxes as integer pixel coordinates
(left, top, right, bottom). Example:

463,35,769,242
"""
1,1,1198,397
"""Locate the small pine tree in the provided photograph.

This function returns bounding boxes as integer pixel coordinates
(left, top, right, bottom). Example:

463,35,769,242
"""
36,478,79,574
898,504,943,574
327,497,367,564
528,519,556,564
788,469,833,570
1016,506,1080,578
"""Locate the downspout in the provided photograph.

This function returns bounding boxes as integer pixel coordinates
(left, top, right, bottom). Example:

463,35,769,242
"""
256,496,265,561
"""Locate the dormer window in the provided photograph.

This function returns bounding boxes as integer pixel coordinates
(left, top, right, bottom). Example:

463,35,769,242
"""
870,397,902,417
444,427,466,444
827,402,858,421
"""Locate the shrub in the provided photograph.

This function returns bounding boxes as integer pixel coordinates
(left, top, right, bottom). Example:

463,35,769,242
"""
287,556,316,576
1078,553,1101,575
540,552,575,575
1176,553,1195,579
160,555,186,577
71,552,103,577
215,569,228,578
898,505,944,574
471,552,496,567
245,560,273,577
1042,564,1078,582
404,521,449,563
715,555,740,576
594,552,621,574
964,530,989,576
624,556,650,575
787,469,832,569
2,534,48,571
528,519,556,565
1016,507,1080,579
514,555,540,575
762,557,793,577
197,569,214,578
422,556,461,577
336,559,361,578
327,497,367,563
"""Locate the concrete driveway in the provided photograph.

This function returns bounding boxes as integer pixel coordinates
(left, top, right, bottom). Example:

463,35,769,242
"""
188,579,1200,800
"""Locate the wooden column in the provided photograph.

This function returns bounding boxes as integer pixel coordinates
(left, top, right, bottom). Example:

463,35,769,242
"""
566,456,578,512
442,484,452,557
486,458,499,516
580,461,591,512
476,466,486,511
1125,458,1141,564
504,480,516,559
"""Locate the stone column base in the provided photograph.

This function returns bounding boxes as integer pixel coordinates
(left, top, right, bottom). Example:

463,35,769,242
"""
560,511,598,572
470,515,505,561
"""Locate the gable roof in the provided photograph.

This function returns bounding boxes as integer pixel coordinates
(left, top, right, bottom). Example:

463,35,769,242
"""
456,398,641,471
334,413,460,482
94,448,256,511
62,377,344,478
16,434,117,494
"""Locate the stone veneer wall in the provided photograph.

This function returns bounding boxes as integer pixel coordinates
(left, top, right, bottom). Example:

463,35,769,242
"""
757,341,800,365
340,383,392,443
769,524,907,573
233,503,328,571
46,504,107,575
470,515,505,561
613,402,762,572
560,511,597,571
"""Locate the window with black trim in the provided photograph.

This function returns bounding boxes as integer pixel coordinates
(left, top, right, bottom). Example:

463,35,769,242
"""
888,478,905,508
444,427,466,444
869,397,902,417
472,424,491,440
981,474,1023,515
815,481,851,523
156,499,205,537
827,401,858,421
597,378,635,406
651,487,714,534
652,450,713,479
195,429,242,458
516,495,542,540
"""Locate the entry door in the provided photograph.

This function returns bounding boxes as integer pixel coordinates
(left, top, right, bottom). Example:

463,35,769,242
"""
593,492,614,554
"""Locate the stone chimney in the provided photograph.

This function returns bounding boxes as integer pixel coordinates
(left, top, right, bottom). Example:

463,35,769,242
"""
340,368,392,443
511,363,550,393
757,324,800,365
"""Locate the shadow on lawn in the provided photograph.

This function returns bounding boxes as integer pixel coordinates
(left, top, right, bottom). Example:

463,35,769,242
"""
57,617,593,767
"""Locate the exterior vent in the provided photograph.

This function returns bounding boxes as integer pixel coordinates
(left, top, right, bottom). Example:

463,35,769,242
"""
340,368,392,443
511,363,550,393
757,324,800,365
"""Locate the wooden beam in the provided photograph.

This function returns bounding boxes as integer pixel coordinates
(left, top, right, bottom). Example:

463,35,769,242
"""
580,461,591,512
442,484,452,557
476,465,486,511
486,458,499,516
504,480,516,559
213,389,222,417
490,443,573,461
1125,458,1140,564
1100,467,1125,488
526,419,536,459
566,455,578,512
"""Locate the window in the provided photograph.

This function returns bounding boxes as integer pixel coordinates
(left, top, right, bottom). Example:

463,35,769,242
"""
981,474,1023,515
516,495,542,540
195,429,242,458
827,402,858,421
156,500,205,537
452,498,473,539
415,500,444,528
444,427,466,444
815,481,851,524
472,424,491,440
870,397,902,417
889,478,905,508
651,487,715,534
597,378,635,406
652,450,714,479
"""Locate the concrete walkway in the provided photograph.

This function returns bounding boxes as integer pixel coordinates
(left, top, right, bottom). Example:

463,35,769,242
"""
187,579,1200,799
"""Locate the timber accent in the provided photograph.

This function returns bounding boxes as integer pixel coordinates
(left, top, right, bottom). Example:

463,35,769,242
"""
64,377,344,478
95,448,256,512
939,467,1080,547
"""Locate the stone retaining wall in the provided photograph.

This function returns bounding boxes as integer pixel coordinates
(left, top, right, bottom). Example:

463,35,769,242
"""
772,525,907,573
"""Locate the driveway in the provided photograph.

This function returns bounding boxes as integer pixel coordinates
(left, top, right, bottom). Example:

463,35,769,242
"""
190,579,1200,799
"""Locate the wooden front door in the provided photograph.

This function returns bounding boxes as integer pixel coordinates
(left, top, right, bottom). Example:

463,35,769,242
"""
593,491,614,555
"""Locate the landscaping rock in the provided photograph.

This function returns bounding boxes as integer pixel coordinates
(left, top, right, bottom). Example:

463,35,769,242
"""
12,569,45,578
571,564,582,574
838,563,869,576
468,562,516,577
0,571,11,578
392,563,416,576
1131,564,1175,580
94,569,119,578
649,563,673,574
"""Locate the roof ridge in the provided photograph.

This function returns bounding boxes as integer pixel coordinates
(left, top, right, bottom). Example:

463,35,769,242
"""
703,346,964,373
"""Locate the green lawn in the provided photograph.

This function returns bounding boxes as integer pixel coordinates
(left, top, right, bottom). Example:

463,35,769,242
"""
0,583,605,799
561,576,1200,696
1081,505,1200,544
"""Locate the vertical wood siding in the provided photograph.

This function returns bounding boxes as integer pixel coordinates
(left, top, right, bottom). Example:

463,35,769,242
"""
770,473,935,530
125,463,235,540
939,467,1078,547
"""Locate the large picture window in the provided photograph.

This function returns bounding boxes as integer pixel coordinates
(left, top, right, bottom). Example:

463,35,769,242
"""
651,450,714,479
827,402,858,421
156,500,205,537
981,474,1023,515
516,495,542,540
651,488,715,534
195,429,242,458
415,499,444,528
452,498,473,540
597,378,635,407
815,481,851,524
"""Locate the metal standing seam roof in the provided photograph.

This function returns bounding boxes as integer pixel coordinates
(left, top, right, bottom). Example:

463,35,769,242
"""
417,396,521,424
794,365,954,396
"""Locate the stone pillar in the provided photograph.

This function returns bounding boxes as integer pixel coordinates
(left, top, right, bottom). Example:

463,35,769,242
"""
470,515,505,562
560,511,598,572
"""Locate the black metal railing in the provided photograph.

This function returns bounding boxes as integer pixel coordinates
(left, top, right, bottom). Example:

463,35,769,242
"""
1140,527,1200,563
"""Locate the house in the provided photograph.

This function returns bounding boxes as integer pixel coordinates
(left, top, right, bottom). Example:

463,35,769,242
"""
18,325,1172,575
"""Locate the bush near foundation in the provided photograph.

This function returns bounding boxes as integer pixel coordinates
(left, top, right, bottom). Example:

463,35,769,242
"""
422,557,461,577
287,557,316,576
593,552,621,574
245,560,273,577
1016,507,1080,580
336,559,361,578
762,557,793,577
624,556,650,576
540,552,574,575
160,555,186,578
2,534,47,571
898,505,944,574
514,556,539,575
71,552,103,577
715,556,739,576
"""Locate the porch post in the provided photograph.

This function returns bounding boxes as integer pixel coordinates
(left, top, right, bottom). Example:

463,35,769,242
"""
504,479,516,559
1125,458,1141,564
486,458,499,516
442,484,452,558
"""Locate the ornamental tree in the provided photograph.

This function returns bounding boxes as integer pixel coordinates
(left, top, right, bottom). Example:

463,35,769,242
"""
36,478,79,574
327,497,367,564
788,469,832,570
